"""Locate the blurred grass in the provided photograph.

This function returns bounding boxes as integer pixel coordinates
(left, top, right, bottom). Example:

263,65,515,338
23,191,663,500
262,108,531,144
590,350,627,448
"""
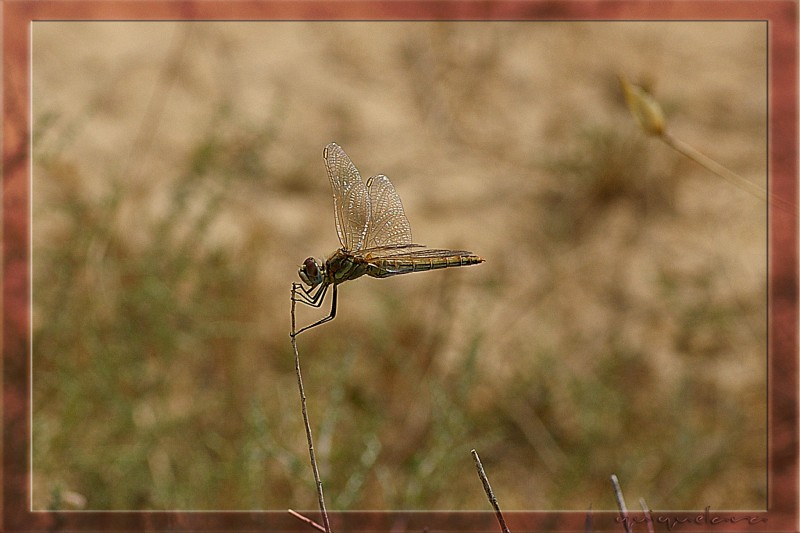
31,21,766,511
31,93,304,509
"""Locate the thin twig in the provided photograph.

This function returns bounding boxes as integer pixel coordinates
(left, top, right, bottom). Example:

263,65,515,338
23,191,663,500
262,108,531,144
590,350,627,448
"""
288,509,327,533
584,504,593,533
291,284,332,533
610,474,632,533
639,497,655,533
663,132,798,217
662,132,796,217
661,133,762,197
471,449,510,533
619,74,795,217
119,25,193,186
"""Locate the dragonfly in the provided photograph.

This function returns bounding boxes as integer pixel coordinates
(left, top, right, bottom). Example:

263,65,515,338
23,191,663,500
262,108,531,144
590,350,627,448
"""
291,142,484,336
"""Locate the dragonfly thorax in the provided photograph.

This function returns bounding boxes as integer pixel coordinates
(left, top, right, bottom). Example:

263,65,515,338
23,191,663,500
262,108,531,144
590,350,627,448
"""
298,257,325,288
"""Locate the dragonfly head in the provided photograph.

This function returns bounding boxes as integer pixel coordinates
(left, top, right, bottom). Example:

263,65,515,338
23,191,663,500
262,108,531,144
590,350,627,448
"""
298,257,325,288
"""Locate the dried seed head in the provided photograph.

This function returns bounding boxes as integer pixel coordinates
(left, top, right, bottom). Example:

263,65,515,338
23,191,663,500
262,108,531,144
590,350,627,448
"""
618,73,666,137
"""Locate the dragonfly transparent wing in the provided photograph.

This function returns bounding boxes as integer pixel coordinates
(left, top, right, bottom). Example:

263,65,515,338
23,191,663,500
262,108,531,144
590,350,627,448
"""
324,143,369,252
364,174,412,249
361,244,475,258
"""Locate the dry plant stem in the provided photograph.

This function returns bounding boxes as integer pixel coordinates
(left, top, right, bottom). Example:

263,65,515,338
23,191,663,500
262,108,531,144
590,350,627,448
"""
661,133,765,200
621,73,794,216
662,132,796,216
610,474,633,533
639,497,655,533
584,504,593,533
119,25,192,185
288,509,327,533
471,449,511,533
291,284,332,533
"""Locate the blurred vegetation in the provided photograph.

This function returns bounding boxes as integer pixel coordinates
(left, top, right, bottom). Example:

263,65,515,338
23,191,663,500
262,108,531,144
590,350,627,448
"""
31,22,766,512
32,101,296,509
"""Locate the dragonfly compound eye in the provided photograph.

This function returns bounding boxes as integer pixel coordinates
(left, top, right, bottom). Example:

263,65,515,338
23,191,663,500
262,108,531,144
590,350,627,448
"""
299,257,323,287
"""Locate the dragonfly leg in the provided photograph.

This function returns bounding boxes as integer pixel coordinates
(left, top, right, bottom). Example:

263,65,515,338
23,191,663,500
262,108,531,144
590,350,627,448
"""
292,284,338,336
292,282,328,308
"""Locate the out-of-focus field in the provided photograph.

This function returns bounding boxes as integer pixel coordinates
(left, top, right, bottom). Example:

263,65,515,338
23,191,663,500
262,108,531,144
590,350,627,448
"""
31,21,766,511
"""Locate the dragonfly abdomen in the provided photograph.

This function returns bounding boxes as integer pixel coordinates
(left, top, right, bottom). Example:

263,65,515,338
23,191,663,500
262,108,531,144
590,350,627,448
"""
367,253,484,278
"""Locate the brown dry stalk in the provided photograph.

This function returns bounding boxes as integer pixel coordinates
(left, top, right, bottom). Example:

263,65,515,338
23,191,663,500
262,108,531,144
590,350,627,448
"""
619,73,795,217
288,509,327,532
471,449,511,533
610,474,633,533
291,283,332,533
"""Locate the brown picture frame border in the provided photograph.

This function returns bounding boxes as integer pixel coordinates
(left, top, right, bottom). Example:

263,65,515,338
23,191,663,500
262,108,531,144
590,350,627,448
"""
4,2,797,531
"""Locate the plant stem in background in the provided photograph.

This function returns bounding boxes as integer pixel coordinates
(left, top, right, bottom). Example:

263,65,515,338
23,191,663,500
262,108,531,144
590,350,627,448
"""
639,497,655,533
610,474,632,533
290,284,332,533
661,132,765,200
584,504,593,533
661,132,796,215
288,509,326,532
618,73,796,216
471,449,511,533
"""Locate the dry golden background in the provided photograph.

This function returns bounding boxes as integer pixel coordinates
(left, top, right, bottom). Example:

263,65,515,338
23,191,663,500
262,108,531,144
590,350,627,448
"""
31,21,766,511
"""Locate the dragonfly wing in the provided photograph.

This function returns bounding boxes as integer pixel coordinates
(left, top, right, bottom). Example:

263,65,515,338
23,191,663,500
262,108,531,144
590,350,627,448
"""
363,245,479,258
358,243,426,257
324,143,369,251
364,174,413,248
